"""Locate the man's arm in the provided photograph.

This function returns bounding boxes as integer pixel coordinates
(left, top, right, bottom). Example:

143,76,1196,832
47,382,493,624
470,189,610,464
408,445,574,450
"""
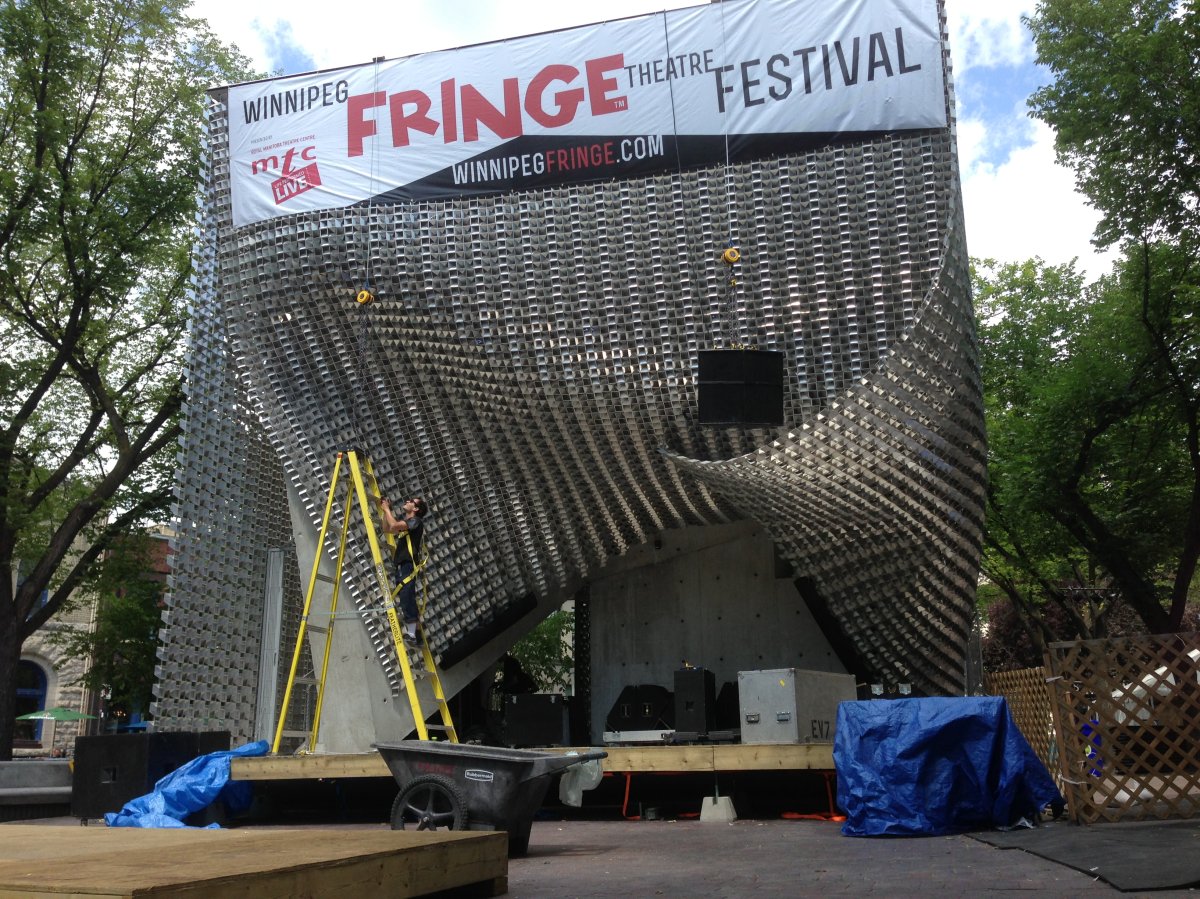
379,499,409,534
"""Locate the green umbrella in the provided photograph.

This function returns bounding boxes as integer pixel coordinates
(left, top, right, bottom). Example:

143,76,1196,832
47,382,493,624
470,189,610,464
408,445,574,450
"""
16,707,95,721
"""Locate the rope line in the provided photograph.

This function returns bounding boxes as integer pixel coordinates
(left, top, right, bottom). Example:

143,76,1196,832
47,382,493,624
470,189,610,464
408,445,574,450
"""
718,0,734,238
350,56,384,451
717,0,739,347
364,55,382,293
662,12,684,176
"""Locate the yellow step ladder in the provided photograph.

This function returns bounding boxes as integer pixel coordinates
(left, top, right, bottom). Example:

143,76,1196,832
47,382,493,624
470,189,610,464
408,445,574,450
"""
271,449,457,753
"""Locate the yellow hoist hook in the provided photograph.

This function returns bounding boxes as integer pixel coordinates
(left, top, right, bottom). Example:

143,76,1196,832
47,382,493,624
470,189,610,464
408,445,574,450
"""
721,245,741,286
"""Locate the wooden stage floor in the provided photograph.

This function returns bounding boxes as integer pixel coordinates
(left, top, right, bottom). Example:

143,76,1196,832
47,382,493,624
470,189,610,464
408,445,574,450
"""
0,824,506,898
230,742,835,781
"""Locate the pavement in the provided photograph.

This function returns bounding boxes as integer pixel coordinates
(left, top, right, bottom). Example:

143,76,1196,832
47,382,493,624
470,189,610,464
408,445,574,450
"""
505,817,1196,898
7,813,1197,897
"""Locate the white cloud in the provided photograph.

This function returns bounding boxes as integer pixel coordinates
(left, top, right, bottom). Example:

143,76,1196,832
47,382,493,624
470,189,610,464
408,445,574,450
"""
945,0,1037,74
209,0,1042,79
955,117,988,176
190,1,698,74
960,118,1117,280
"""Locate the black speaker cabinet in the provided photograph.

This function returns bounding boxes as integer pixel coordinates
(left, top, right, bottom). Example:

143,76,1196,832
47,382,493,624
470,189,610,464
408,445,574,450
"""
505,693,570,747
71,731,231,819
605,684,674,732
715,681,742,731
674,668,717,735
697,349,784,426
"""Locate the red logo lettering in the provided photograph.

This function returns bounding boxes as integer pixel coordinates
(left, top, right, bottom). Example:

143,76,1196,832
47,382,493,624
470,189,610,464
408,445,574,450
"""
345,53,629,155
271,161,321,205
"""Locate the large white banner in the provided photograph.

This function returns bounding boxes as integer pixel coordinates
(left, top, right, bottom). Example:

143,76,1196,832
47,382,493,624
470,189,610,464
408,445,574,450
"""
227,0,945,228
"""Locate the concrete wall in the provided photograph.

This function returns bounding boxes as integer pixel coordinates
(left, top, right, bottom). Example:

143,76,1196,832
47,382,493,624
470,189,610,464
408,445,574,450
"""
588,521,847,741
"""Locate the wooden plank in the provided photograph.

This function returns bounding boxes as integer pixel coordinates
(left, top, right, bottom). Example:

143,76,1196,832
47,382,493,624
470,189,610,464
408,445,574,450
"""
230,744,837,782
713,743,834,771
233,752,390,781
0,825,506,898
597,745,715,772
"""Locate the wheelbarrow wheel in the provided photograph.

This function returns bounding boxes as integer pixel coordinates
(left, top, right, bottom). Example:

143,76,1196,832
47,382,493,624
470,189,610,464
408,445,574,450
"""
390,774,469,832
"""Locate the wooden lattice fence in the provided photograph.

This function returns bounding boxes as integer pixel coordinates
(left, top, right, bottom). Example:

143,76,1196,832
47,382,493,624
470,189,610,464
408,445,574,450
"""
1044,631,1200,824
985,666,1059,789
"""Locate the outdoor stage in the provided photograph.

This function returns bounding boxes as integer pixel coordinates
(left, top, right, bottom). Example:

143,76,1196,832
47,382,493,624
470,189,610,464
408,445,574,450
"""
232,743,841,821
0,824,506,898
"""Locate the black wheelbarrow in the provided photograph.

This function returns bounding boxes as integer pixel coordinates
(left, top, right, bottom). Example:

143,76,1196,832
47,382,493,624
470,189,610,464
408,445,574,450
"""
374,740,607,855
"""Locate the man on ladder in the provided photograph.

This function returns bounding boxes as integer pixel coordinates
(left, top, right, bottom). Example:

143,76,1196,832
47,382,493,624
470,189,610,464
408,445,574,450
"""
379,495,428,645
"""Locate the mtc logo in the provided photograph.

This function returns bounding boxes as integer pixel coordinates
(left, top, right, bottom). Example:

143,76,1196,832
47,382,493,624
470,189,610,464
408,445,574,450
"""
251,144,322,206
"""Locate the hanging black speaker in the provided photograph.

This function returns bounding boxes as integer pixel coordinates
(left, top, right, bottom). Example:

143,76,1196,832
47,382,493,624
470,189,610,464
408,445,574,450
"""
697,349,784,425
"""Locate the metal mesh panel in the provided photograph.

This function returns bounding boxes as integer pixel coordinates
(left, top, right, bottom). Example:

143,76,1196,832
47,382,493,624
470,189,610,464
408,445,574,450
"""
152,107,300,740
156,1,985,734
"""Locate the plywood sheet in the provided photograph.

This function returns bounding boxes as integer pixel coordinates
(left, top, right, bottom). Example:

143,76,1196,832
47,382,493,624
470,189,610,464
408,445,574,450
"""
0,825,506,898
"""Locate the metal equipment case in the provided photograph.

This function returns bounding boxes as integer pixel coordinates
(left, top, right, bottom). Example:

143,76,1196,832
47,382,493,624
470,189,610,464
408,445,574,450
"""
737,668,857,744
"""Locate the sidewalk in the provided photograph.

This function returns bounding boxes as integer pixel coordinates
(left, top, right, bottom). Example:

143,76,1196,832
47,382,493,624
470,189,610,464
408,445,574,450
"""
506,817,1195,898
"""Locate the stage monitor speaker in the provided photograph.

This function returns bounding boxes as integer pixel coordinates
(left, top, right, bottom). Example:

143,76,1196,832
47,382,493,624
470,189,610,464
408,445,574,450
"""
697,349,784,426
673,667,716,735
605,684,674,732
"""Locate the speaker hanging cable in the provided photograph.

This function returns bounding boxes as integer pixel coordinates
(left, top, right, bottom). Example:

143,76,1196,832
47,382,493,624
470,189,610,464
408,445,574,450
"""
716,0,741,349
350,56,384,454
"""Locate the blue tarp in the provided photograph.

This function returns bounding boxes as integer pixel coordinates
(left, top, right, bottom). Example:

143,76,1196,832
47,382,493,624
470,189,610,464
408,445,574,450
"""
105,740,269,828
834,697,1064,836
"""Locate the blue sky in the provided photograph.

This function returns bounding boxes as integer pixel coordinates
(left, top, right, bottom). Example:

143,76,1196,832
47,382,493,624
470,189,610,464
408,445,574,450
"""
189,0,1116,281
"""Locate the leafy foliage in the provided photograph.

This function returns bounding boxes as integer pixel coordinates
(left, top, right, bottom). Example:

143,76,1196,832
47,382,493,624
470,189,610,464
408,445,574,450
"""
0,0,254,757
507,609,574,693
981,585,1200,673
976,251,1200,661
47,532,166,714
980,589,1078,672
1026,0,1200,249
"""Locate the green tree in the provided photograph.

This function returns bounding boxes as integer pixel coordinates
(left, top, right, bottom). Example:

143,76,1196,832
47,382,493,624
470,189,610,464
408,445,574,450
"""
977,0,1200,655
1026,0,1200,250
0,0,253,758
976,251,1200,657
47,532,166,717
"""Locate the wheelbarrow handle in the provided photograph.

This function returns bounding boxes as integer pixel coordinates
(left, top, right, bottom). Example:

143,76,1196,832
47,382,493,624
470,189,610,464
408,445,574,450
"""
573,750,609,764
521,750,608,782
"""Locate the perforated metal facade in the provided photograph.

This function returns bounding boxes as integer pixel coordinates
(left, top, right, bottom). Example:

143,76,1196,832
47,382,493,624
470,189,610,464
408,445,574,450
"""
153,2,984,744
